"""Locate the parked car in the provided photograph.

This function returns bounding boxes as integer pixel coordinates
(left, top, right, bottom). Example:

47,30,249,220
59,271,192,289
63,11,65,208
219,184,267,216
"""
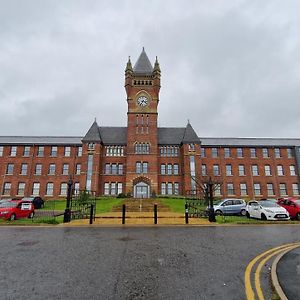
213,198,247,216
0,200,34,221
277,198,300,220
246,200,290,221
21,197,45,209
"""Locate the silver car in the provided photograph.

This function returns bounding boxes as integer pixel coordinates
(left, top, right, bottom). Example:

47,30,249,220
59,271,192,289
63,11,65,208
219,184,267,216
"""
213,198,247,216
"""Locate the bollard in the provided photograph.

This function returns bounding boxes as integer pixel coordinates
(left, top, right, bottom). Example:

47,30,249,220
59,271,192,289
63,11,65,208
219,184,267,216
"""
154,204,158,224
122,204,126,224
185,203,189,224
89,204,94,225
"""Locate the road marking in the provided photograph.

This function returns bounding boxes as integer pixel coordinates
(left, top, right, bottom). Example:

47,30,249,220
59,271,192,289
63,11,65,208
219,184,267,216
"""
245,242,300,300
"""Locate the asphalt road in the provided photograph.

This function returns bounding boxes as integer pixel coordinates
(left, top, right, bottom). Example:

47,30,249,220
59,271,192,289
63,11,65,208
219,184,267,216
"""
0,225,299,300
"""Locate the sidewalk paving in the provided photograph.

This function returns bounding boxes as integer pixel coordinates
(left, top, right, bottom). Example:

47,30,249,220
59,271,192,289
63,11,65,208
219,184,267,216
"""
61,212,211,226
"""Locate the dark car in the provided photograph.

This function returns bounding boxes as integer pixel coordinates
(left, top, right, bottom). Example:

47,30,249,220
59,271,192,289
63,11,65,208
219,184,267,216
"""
21,197,45,209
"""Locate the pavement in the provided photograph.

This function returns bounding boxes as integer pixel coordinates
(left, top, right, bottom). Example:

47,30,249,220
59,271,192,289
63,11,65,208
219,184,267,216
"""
276,246,300,299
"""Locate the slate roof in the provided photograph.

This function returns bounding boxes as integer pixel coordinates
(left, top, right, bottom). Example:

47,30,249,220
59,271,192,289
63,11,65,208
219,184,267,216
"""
182,123,201,144
133,48,153,75
0,136,82,145
99,127,127,145
82,120,102,142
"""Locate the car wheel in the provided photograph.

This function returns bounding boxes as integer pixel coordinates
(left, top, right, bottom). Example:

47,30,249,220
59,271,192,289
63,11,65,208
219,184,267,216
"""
261,213,267,221
215,210,223,216
240,209,246,216
28,212,34,219
246,212,250,219
296,213,300,221
9,213,16,221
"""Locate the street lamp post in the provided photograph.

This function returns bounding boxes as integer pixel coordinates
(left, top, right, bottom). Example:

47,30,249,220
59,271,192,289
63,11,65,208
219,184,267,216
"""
63,177,73,223
207,177,216,222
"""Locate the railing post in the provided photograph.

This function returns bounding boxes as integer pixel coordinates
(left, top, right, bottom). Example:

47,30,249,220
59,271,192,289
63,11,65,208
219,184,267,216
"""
89,204,94,225
63,178,73,223
185,202,189,224
122,204,126,224
154,204,158,224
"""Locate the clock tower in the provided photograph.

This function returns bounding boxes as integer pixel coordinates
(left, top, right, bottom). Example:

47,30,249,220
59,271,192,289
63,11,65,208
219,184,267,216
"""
125,48,161,197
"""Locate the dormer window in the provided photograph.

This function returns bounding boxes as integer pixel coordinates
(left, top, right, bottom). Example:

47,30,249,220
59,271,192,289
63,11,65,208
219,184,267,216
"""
88,143,95,150
189,144,195,151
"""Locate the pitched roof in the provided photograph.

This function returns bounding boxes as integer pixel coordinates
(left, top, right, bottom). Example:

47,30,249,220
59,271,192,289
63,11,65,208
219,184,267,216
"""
82,120,102,142
133,48,153,75
0,136,82,145
182,122,201,144
99,127,127,145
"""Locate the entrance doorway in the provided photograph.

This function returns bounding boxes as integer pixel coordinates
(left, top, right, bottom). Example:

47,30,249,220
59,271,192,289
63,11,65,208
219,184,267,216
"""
134,182,150,198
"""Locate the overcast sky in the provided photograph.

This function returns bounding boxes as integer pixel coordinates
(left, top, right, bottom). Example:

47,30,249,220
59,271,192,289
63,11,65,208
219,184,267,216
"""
1,0,300,138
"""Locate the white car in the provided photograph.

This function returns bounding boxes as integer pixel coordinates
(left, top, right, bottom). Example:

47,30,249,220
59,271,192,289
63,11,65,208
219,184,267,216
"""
246,200,290,221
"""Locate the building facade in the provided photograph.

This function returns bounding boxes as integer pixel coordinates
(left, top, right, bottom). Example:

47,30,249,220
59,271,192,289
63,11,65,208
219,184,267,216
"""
1,49,300,199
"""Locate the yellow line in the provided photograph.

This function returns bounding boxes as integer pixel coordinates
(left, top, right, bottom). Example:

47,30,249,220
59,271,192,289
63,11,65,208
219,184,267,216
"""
255,244,300,300
244,242,300,300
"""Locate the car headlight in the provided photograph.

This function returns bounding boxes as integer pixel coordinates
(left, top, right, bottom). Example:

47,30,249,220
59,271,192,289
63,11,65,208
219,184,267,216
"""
0,211,9,214
265,209,274,213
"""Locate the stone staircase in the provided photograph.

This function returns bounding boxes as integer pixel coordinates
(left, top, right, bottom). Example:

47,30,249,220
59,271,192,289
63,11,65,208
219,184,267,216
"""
112,198,170,212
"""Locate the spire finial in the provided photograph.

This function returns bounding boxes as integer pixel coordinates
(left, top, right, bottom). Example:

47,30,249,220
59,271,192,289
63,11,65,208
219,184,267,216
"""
142,46,145,52
187,119,190,124
94,117,97,123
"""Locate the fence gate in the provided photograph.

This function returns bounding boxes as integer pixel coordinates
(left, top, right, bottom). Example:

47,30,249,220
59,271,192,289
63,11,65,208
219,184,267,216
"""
70,190,96,220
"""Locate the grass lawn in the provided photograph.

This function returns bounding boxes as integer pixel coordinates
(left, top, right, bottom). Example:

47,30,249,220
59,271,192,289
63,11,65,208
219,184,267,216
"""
95,197,123,214
159,198,186,213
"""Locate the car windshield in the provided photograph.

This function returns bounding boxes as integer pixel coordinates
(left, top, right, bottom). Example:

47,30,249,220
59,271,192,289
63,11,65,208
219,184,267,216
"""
259,201,280,208
294,200,300,205
0,202,17,208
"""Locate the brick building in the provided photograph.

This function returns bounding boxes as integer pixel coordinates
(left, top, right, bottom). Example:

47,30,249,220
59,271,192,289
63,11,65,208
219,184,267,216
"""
1,49,300,199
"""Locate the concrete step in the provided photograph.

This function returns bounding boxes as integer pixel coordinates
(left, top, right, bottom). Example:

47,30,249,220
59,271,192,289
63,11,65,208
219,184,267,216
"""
112,198,170,212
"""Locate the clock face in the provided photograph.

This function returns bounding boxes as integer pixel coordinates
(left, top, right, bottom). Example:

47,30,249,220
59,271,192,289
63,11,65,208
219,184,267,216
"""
137,96,148,107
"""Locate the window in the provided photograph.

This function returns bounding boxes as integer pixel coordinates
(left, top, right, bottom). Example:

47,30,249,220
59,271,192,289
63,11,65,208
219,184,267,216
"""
77,146,82,157
238,165,245,176
135,143,150,154
104,183,110,195
252,165,259,176
277,165,284,176
35,164,42,175
105,146,124,157
37,146,44,157
237,148,243,158
76,164,81,175
136,162,142,174
279,183,287,196
49,164,56,175
201,148,206,157
86,154,93,192
17,183,26,196
21,164,28,175
213,165,219,176
51,146,57,157
111,183,116,195
189,144,195,151
60,183,68,196
103,182,122,195
227,183,234,195
167,164,172,175
64,146,71,157
161,183,166,195
117,183,122,195
287,148,293,158
173,164,179,175
214,184,221,196
240,183,247,196
250,148,256,158
201,164,207,176
105,164,110,174
6,164,14,175
292,183,299,195
46,183,54,196
224,148,231,158
143,162,148,173
264,165,271,176
211,148,218,158
174,183,179,195
32,182,40,196
226,165,232,176
290,165,296,176
111,164,117,175
10,146,17,156
23,146,30,156
275,148,281,158
62,164,69,175
159,146,179,157
88,143,95,150
0,146,3,156
74,182,80,194
262,148,269,158
118,164,123,175
254,183,261,196
3,183,11,195
267,183,274,196
161,164,166,175
167,183,173,195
